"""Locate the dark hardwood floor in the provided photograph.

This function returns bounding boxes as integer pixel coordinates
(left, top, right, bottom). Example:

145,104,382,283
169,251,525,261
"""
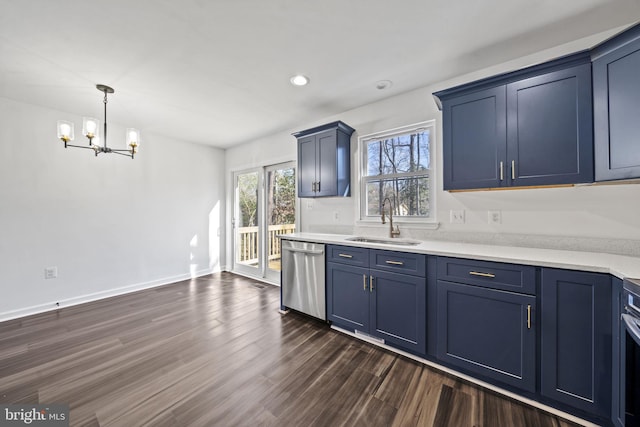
0,272,583,426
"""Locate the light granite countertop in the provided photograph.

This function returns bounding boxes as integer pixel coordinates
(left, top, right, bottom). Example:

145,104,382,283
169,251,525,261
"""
280,232,640,280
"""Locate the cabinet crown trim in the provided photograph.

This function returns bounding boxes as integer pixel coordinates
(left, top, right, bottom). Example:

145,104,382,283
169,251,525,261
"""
292,121,355,138
591,21,640,61
432,51,591,110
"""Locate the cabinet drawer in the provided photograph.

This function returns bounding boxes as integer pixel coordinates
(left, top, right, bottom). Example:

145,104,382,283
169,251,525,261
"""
437,257,535,295
327,245,369,267
370,250,426,277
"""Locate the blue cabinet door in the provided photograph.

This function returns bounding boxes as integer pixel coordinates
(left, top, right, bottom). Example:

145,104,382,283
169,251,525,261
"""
370,269,426,355
436,280,536,392
326,262,370,331
506,63,593,186
593,25,640,181
315,130,338,197
298,135,317,197
442,86,507,190
540,268,612,418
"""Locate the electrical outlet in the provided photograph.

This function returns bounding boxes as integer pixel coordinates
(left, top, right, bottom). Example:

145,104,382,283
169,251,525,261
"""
44,266,58,279
488,210,502,225
333,211,339,221
306,199,314,210
450,210,465,224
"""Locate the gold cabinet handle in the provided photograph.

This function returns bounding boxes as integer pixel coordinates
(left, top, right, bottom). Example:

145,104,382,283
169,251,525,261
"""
469,271,496,278
363,274,367,291
511,160,516,180
527,305,531,329
499,161,504,181
338,253,353,258
369,275,374,292
385,260,404,266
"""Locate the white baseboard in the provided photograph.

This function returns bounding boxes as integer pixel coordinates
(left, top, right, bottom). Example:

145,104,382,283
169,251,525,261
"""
0,267,219,323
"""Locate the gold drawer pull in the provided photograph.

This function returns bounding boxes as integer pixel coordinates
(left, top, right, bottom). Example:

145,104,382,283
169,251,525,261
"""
363,274,367,291
469,271,495,278
338,253,353,258
385,260,404,266
527,305,531,329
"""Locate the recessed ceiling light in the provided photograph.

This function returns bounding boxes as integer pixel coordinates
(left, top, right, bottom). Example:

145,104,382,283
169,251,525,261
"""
290,75,309,86
375,80,393,90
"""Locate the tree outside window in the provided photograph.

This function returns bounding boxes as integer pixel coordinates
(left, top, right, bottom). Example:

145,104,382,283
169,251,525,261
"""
362,123,433,219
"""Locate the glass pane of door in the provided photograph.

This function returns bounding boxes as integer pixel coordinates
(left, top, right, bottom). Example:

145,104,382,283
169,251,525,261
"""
265,163,296,282
234,170,260,275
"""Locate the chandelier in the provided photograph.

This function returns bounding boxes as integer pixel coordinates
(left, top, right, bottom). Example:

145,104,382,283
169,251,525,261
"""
56,84,140,158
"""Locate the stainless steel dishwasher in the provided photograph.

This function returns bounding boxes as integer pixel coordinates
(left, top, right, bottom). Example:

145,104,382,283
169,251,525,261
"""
281,240,326,320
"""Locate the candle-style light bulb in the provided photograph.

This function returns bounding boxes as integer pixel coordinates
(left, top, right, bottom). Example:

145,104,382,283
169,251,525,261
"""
126,128,140,154
83,117,99,142
57,120,74,142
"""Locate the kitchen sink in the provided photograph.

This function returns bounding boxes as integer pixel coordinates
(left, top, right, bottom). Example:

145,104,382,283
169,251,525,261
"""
346,236,422,246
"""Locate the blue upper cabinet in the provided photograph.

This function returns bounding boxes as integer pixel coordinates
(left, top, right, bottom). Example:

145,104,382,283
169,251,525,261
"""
435,52,594,191
294,121,355,198
442,86,507,190
507,64,593,186
592,23,640,181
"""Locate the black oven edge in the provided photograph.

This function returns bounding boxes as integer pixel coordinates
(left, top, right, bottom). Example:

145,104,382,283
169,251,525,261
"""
620,278,640,427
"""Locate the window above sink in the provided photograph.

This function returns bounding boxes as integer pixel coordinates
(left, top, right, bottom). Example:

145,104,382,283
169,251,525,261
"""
357,121,438,228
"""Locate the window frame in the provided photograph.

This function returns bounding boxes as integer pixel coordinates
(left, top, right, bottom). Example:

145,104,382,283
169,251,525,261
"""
358,120,437,226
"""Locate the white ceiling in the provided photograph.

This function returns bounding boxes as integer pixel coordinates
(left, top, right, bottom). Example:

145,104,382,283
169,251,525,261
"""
0,0,638,148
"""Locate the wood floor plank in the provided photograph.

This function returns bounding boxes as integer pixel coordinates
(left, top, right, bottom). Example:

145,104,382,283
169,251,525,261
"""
432,384,474,427
0,272,589,426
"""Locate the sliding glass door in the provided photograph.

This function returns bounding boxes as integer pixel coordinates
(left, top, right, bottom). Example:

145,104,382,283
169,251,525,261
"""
233,169,261,277
233,162,296,283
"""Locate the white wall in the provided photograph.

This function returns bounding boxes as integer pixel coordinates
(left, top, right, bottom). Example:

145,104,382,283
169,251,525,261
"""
225,28,640,259
0,97,226,320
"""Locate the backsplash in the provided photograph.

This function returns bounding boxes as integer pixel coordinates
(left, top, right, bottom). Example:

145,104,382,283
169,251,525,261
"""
347,226,640,258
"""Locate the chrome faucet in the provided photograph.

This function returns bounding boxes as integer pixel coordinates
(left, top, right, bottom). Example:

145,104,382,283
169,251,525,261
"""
381,197,401,238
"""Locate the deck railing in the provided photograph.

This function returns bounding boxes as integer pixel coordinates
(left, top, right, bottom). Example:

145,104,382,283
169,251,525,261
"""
237,223,296,265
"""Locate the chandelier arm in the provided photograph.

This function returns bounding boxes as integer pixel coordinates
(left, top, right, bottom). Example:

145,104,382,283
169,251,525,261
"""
110,150,134,159
64,144,98,151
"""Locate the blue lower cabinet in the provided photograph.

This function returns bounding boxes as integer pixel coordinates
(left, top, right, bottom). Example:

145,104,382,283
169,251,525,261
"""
540,268,612,418
326,262,370,331
326,245,427,356
436,280,536,392
370,269,426,355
